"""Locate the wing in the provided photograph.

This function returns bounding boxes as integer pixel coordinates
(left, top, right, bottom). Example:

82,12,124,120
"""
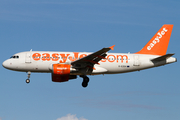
71,45,115,74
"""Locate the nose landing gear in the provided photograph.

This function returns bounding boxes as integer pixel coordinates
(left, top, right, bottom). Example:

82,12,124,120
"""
26,71,31,83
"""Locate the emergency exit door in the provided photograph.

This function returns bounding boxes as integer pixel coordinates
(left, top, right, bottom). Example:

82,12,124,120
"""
133,55,140,66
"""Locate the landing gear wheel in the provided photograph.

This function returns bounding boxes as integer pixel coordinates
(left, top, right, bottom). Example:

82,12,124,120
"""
82,82,88,88
82,77,89,88
26,71,31,84
26,79,30,83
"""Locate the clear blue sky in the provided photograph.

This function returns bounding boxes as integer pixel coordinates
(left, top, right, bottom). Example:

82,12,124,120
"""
0,0,180,120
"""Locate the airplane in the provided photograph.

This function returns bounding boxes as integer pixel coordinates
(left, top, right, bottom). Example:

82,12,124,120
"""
2,24,177,87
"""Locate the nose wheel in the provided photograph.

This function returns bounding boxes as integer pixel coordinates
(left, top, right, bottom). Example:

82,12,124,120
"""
26,79,30,83
26,71,31,84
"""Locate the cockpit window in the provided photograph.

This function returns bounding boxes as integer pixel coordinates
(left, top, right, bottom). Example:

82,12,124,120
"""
10,55,19,59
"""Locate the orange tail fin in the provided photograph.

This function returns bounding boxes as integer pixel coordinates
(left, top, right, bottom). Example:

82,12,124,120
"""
135,24,173,56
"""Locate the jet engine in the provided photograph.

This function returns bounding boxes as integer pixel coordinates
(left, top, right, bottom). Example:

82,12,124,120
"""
52,64,75,82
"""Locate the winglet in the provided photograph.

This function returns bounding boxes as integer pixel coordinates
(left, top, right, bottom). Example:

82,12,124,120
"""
109,45,115,50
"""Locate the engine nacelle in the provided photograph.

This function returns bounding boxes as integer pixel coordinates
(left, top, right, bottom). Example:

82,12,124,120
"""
52,64,71,82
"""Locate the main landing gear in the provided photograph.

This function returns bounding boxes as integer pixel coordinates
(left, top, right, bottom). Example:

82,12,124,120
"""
26,71,31,84
80,75,89,88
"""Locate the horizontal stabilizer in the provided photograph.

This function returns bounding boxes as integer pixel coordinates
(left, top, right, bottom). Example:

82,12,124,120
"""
151,53,175,61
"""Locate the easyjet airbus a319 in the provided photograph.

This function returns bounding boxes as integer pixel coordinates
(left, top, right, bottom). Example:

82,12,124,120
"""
2,24,177,87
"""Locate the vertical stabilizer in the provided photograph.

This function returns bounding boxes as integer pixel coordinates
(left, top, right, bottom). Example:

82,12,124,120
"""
136,24,173,56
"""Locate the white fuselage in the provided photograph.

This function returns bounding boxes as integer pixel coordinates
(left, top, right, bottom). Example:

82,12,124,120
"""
2,51,177,75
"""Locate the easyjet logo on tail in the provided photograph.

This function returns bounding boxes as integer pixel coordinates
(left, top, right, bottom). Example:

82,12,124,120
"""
32,52,129,63
147,27,168,50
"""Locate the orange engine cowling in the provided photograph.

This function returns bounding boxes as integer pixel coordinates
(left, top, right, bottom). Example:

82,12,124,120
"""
52,64,71,82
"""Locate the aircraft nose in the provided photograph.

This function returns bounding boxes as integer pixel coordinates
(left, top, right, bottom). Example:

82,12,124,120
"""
2,60,9,69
